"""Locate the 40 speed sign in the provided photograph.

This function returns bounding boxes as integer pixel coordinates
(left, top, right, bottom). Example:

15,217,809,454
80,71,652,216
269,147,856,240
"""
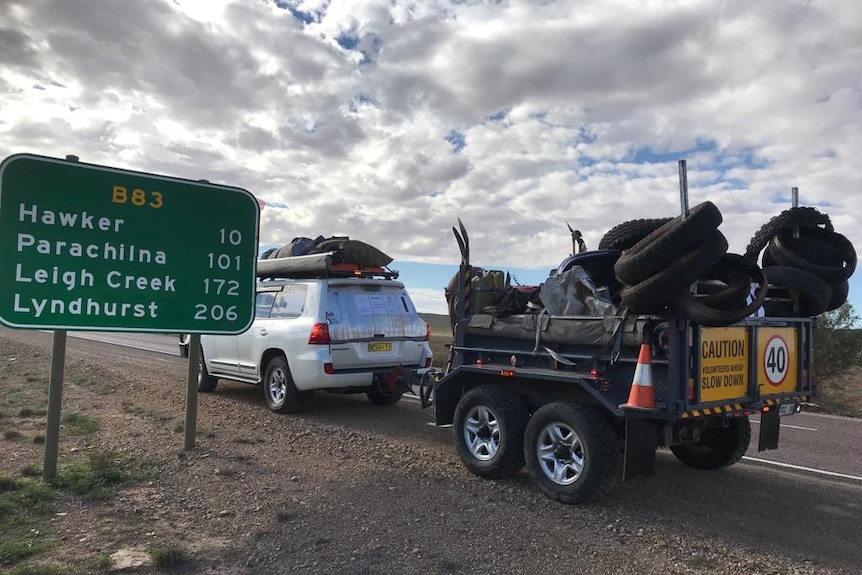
757,327,798,395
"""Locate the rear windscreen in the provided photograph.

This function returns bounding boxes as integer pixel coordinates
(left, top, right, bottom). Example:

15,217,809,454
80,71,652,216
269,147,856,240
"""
326,284,426,341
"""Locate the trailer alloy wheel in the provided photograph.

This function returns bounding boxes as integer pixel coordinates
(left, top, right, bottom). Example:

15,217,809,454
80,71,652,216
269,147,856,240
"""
453,385,529,479
670,416,751,470
524,402,619,504
263,355,313,414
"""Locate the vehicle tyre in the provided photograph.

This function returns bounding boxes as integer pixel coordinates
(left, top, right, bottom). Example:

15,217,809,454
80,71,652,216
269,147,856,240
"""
262,355,313,413
619,230,728,313
614,201,723,286
597,218,672,251
670,416,751,470
668,255,768,326
366,390,403,406
763,266,833,317
524,402,620,504
198,349,218,393
770,228,856,282
689,254,754,310
453,385,529,479
827,279,850,311
743,207,833,262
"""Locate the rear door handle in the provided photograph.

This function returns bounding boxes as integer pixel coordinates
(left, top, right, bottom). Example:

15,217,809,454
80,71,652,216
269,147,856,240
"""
258,328,268,336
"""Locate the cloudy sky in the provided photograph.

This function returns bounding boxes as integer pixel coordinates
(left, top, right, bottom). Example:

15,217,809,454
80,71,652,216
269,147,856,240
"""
1,0,860,314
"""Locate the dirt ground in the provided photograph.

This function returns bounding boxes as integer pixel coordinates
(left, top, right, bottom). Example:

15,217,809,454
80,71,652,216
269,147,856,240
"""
0,327,860,575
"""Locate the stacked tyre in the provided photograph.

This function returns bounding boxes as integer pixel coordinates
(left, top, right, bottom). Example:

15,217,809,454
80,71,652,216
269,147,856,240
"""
744,207,855,317
610,202,768,326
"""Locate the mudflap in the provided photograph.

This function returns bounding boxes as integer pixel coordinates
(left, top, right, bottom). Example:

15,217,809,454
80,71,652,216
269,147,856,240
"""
623,417,657,479
758,408,781,452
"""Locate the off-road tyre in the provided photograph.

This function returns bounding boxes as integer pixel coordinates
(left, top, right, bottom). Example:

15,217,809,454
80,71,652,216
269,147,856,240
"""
619,230,728,313
366,390,403,406
770,228,856,282
670,417,751,470
689,254,755,310
453,385,529,480
524,402,620,504
827,279,850,311
669,255,767,326
763,266,833,317
198,349,218,393
262,355,313,414
598,218,672,251
743,207,833,262
615,201,723,286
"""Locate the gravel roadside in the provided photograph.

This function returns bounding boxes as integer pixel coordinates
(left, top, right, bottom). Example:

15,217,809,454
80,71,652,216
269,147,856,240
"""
0,327,858,574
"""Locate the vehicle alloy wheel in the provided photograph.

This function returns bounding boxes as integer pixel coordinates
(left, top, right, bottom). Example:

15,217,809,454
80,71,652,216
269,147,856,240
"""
262,356,312,414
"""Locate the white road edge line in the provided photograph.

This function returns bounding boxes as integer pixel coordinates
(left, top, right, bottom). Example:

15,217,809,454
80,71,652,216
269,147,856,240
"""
742,456,862,482
749,420,818,431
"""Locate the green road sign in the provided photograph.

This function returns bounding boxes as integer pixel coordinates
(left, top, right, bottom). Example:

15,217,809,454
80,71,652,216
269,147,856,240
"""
0,154,259,333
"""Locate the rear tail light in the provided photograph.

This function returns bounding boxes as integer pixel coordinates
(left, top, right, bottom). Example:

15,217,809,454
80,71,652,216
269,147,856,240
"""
687,378,695,401
425,357,432,368
308,323,330,344
425,323,431,341
323,363,334,374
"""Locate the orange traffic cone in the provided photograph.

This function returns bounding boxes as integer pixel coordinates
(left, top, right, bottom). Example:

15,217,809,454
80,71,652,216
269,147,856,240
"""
620,344,658,411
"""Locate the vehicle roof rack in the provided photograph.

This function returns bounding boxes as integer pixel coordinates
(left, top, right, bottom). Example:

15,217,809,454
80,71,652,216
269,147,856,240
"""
256,252,399,280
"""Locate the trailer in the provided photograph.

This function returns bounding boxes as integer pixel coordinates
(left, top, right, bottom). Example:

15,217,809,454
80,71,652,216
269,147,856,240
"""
426,212,818,504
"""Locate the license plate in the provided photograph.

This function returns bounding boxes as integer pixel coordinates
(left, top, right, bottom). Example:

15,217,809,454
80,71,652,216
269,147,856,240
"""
367,342,392,352
778,402,797,416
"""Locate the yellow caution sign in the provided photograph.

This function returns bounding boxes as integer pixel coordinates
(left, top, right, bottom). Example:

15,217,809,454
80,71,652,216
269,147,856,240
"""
699,327,750,402
757,327,798,395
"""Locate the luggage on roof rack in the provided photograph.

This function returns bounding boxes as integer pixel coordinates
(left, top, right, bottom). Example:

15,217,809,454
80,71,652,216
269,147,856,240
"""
256,252,399,280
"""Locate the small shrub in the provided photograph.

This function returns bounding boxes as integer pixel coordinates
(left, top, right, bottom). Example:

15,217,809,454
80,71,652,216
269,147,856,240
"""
19,464,42,478
62,412,99,435
149,543,189,567
3,429,23,440
173,421,185,433
0,540,47,564
55,451,129,500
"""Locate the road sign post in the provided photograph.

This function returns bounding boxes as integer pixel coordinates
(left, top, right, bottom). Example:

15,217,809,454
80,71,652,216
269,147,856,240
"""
0,153,260,476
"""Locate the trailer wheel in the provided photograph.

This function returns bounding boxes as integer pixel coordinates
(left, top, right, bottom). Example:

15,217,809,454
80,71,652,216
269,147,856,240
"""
524,403,620,504
453,386,529,479
670,416,751,470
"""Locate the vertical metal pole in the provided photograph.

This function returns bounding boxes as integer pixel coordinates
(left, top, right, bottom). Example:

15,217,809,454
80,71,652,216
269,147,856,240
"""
43,330,66,480
678,160,690,218
43,153,80,480
184,334,201,450
791,187,800,238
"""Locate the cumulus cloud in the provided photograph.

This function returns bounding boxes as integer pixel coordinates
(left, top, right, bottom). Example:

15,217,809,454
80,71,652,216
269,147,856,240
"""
1,0,860,279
